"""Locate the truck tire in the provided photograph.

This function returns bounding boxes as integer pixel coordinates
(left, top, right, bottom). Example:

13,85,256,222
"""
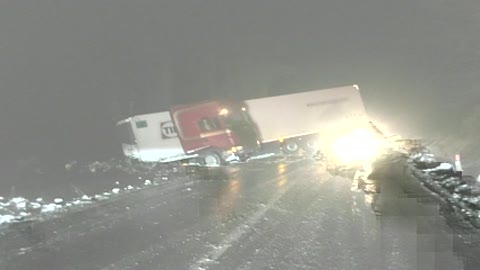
202,151,223,167
283,141,299,154
302,138,318,152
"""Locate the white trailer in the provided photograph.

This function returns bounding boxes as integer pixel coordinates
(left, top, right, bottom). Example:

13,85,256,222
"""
116,111,195,162
245,85,379,164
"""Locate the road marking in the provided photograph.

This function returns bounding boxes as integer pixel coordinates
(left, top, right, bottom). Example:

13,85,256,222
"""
100,160,308,270
189,166,302,270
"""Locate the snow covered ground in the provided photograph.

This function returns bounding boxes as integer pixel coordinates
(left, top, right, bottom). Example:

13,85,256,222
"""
0,178,166,227
363,146,480,229
2,145,480,240
407,151,480,228
0,158,180,228
0,154,282,228
427,134,480,178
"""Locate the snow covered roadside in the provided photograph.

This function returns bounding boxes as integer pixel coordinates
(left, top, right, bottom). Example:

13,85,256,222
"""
406,150,480,228
0,157,185,228
0,154,291,229
0,178,164,229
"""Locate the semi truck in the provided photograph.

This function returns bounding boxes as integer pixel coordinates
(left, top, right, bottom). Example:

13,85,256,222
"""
115,99,260,166
117,84,383,167
245,84,383,166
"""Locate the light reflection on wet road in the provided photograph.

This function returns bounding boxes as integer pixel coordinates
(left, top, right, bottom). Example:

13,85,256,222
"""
0,157,474,270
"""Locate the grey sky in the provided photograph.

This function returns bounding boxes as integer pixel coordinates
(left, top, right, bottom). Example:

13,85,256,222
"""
0,0,479,160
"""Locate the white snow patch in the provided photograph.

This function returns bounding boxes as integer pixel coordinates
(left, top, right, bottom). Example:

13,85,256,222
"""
0,196,4,201
468,197,480,204
19,211,30,217
72,200,82,205
423,162,454,172
115,181,120,185
11,197,28,209
30,202,42,209
112,188,120,194
419,153,436,162
94,194,107,200
411,152,436,163
199,257,213,263
126,185,134,190
36,198,44,203
410,154,419,160
162,177,168,180
65,160,77,171
54,198,64,204
144,180,152,186
0,215,16,224
41,203,62,213
81,195,91,200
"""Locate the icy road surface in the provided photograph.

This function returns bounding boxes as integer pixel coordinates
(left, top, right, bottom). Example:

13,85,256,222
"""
0,158,474,270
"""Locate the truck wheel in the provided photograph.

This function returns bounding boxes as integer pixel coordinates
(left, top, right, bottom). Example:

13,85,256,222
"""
202,151,223,167
283,141,299,154
303,139,318,152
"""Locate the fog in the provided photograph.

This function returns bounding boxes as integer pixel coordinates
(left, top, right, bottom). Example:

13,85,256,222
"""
0,0,479,171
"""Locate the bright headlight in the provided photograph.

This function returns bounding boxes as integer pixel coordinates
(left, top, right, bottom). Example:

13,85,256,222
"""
230,146,243,153
219,108,229,116
331,129,381,164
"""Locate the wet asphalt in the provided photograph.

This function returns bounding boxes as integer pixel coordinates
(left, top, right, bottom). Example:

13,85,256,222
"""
1,157,478,270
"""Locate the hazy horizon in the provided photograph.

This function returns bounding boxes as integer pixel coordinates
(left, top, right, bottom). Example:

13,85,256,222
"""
1,0,479,162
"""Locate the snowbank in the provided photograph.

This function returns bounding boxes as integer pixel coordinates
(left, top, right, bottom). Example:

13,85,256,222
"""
0,215,15,225
0,157,182,228
407,150,480,227
422,162,454,172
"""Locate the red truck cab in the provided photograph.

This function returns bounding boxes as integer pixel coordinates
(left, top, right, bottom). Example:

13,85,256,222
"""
171,100,260,165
